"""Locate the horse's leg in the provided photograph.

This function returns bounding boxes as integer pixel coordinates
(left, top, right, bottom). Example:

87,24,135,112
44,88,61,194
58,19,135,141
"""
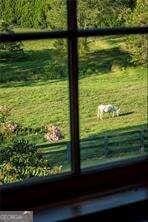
100,113,103,120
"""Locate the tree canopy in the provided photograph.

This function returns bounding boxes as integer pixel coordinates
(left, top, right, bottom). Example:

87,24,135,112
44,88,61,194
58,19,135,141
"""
0,0,137,29
0,0,146,63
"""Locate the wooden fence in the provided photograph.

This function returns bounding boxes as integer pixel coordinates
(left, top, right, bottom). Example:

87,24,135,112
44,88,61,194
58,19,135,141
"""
36,128,148,164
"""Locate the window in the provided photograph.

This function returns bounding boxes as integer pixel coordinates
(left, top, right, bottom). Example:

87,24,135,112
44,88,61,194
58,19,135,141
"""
0,0,148,210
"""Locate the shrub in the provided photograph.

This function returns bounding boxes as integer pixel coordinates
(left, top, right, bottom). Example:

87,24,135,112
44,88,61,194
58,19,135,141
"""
0,105,11,123
0,121,18,141
44,60,67,80
0,105,18,142
44,124,63,142
0,139,62,184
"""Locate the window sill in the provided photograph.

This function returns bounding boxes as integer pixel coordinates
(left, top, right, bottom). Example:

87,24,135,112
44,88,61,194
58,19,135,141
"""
34,185,148,222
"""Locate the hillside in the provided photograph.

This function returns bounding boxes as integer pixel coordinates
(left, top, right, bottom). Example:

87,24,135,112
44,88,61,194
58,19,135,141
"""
0,36,147,171
0,37,147,137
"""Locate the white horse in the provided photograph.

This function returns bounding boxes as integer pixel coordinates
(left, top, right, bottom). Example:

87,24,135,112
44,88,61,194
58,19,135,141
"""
97,104,120,119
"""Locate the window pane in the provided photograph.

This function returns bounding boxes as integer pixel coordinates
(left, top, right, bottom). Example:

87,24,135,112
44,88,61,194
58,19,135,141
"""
78,0,147,29
79,34,147,169
0,37,71,185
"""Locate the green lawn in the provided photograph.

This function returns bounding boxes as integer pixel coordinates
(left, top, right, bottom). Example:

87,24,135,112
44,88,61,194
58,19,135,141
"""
0,36,147,169
79,65,147,138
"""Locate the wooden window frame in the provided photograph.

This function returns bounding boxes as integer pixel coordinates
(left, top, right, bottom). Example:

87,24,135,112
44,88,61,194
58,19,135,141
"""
0,0,148,210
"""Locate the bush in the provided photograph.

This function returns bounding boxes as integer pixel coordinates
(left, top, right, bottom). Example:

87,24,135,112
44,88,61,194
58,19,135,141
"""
0,105,18,142
44,124,63,142
123,35,147,65
0,139,62,184
44,60,67,80
0,105,11,123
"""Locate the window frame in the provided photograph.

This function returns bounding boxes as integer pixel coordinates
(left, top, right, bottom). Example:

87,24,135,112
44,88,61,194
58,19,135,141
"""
0,0,148,210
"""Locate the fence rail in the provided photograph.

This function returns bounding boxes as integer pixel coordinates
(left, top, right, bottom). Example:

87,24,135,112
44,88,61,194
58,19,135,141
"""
0,129,147,165
37,129,148,162
37,128,148,149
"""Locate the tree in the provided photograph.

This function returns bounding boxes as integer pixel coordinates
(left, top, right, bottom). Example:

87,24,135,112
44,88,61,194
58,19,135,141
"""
44,0,67,52
0,0,16,24
0,0,146,58
123,0,147,64
0,20,24,58
78,0,134,53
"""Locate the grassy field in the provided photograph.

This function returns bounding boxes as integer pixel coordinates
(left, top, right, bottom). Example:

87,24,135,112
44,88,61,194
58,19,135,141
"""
0,36,147,169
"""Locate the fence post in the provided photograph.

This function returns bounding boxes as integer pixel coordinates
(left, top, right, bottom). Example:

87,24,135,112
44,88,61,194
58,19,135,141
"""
104,135,109,157
139,130,144,153
66,143,71,161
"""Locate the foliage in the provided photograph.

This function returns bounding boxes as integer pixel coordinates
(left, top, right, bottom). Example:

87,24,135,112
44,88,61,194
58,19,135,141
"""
123,0,148,64
0,139,62,184
77,0,135,53
0,0,146,57
44,59,67,80
0,20,24,58
0,105,18,143
0,0,16,24
0,121,18,142
0,0,144,31
0,0,137,53
78,0,129,28
44,124,63,142
0,105,11,123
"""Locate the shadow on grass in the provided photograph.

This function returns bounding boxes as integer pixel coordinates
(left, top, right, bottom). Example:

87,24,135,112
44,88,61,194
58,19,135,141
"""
85,123,147,141
119,111,134,117
0,49,66,84
95,111,134,120
0,47,71,88
79,47,133,78
0,46,134,86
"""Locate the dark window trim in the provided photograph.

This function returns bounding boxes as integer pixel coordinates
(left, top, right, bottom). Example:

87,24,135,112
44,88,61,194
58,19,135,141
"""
67,0,80,175
0,0,148,210
0,27,148,42
1,156,148,210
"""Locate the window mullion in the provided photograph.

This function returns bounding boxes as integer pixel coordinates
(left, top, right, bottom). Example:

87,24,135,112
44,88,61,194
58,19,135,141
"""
67,0,80,175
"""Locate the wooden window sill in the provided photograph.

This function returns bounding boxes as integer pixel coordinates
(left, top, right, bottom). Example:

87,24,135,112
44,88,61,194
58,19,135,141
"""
34,185,148,222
